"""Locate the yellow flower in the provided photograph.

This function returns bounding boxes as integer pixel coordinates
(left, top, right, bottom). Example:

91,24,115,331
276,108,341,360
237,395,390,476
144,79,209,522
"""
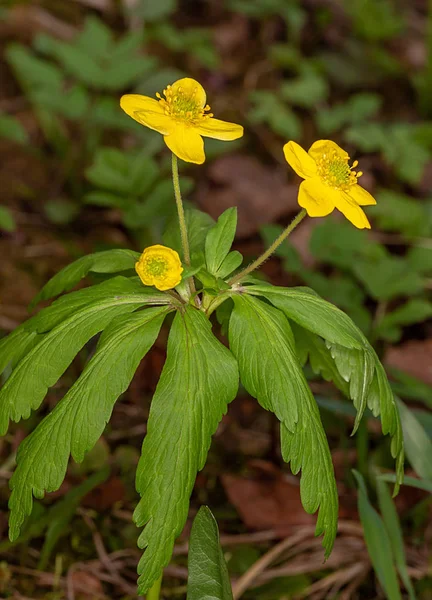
135,245,183,291
120,77,243,164
283,140,377,229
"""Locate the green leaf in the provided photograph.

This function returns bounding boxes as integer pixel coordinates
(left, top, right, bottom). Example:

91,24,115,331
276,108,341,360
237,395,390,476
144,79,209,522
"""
38,467,110,570
217,251,243,279
0,205,16,232
378,473,432,494
396,399,432,481
8,306,169,541
353,471,402,600
187,506,233,600
406,245,432,274
205,208,237,276
131,0,177,21
31,248,140,307
163,207,215,262
134,307,238,593
229,295,338,556
370,189,431,238
0,114,28,144
292,325,349,395
0,277,168,436
246,285,366,349
376,477,417,600
375,299,432,343
247,285,404,488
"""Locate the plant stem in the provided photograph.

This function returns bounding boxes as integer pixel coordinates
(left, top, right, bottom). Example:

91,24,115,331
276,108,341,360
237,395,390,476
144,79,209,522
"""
171,153,191,265
229,209,307,285
171,153,196,298
146,576,162,600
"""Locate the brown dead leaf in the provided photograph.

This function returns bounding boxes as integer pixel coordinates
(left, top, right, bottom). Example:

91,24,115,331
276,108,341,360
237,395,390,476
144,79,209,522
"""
83,477,126,510
69,570,105,600
385,339,432,385
198,154,298,238
221,460,314,535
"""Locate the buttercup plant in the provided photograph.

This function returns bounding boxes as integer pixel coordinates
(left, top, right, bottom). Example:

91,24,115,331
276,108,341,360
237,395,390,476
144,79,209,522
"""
0,77,404,596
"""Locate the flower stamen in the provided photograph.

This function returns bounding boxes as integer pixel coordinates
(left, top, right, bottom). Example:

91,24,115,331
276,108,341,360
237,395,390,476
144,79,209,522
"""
316,148,362,191
155,85,212,125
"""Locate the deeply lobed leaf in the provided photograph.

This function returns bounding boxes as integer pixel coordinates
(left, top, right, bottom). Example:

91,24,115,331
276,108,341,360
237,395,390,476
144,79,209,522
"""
134,307,239,593
8,306,169,541
229,295,338,556
0,277,169,435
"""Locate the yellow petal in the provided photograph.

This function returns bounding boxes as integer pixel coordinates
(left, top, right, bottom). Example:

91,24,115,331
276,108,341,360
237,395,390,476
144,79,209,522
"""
195,117,243,141
308,139,349,162
298,177,337,217
335,193,371,229
120,94,174,135
171,77,206,108
348,184,377,206
164,124,205,164
283,141,317,179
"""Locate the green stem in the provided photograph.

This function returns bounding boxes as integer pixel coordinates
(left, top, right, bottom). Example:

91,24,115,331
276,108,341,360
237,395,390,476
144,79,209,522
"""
172,153,191,266
229,209,307,286
171,153,196,298
146,576,162,600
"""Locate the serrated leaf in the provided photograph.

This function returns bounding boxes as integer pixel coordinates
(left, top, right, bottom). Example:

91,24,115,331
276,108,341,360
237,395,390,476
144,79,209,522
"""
217,251,243,279
247,285,404,490
205,208,237,276
0,277,169,436
326,342,375,433
163,207,215,263
229,295,338,556
187,506,233,600
246,285,366,349
134,307,238,593
376,477,417,600
31,248,140,307
8,306,169,541
353,471,402,600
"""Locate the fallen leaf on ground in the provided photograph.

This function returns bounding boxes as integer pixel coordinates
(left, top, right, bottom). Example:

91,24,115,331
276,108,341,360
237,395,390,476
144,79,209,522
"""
198,154,298,238
385,339,432,385
222,460,314,535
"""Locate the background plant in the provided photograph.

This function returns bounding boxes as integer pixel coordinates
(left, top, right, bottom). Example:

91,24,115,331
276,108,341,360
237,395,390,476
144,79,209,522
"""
0,0,431,598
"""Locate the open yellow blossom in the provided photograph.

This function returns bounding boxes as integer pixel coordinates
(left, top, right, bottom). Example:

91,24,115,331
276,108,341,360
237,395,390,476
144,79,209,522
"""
135,245,183,291
120,77,243,164
283,140,376,229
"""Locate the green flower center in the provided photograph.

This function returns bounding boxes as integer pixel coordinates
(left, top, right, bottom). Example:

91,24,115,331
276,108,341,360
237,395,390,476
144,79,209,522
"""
145,256,168,278
316,149,362,191
156,84,213,124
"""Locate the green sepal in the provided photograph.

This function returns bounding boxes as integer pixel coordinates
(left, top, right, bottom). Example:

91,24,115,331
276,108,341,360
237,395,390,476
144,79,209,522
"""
134,306,239,593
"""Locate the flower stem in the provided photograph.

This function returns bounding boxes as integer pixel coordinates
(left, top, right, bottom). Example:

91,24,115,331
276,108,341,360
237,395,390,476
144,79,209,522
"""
171,153,191,264
146,575,162,600
229,209,307,286
171,153,196,297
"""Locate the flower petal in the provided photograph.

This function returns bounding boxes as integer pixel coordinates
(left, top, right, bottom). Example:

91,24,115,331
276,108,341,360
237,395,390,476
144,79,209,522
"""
171,78,206,108
308,139,349,162
348,184,377,206
195,117,243,141
120,94,174,135
164,124,205,164
283,141,317,179
335,193,371,229
298,177,337,217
